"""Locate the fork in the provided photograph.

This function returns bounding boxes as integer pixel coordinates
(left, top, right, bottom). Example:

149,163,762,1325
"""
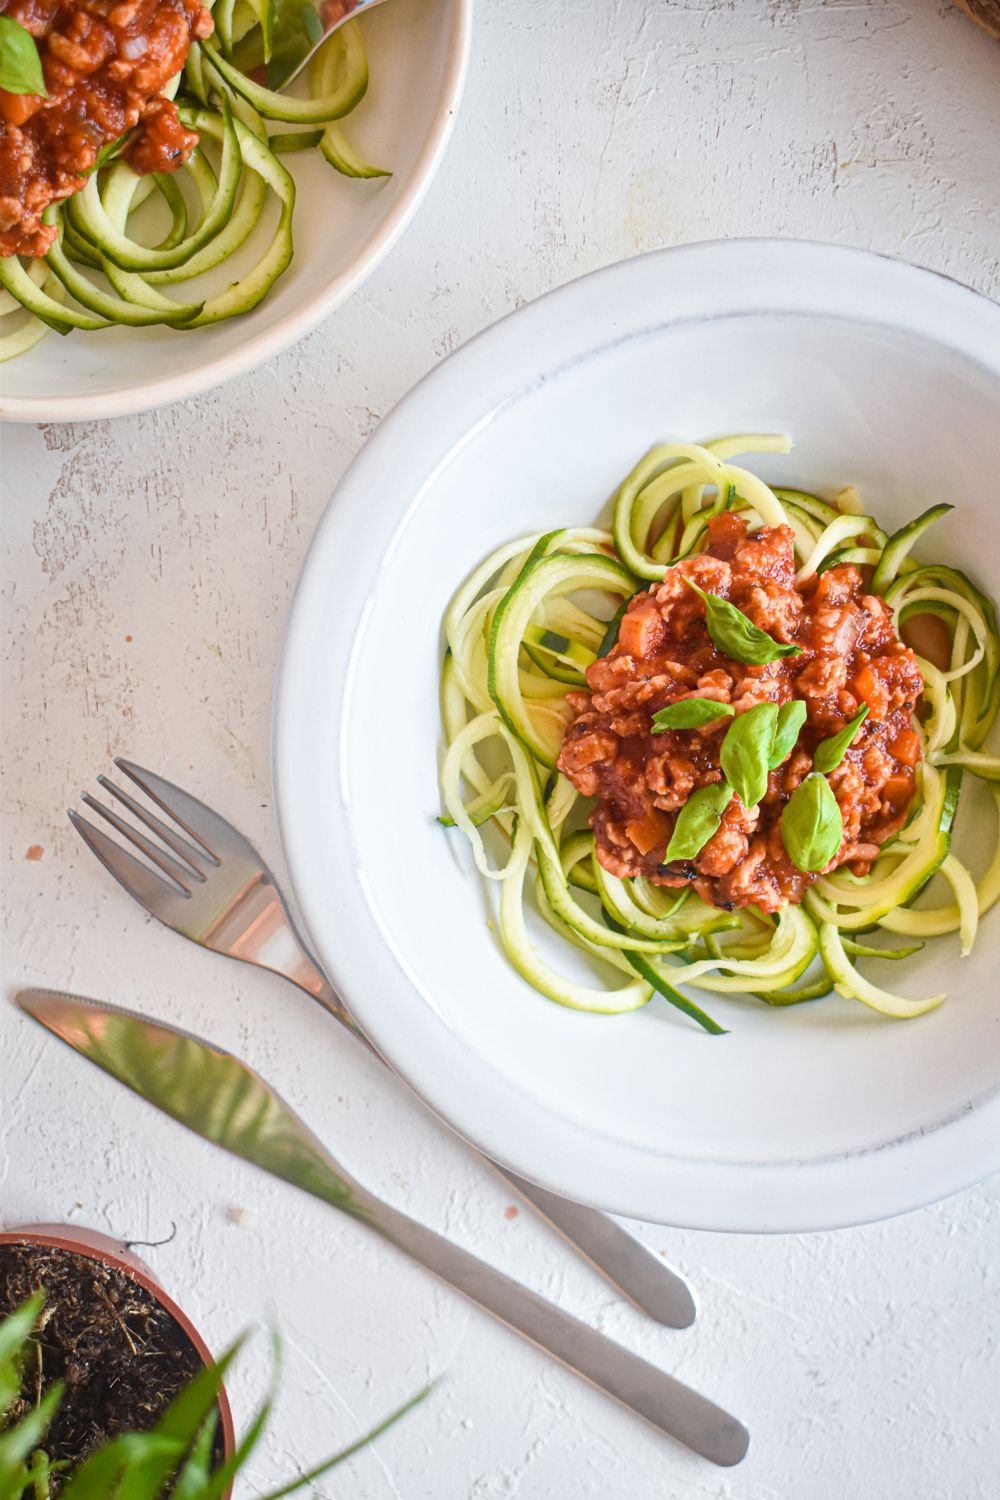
267,0,391,91
69,759,698,1330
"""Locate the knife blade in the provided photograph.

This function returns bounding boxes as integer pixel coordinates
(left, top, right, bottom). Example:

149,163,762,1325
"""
14,988,748,1467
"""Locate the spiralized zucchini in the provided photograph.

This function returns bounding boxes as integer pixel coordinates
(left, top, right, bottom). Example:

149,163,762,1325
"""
0,13,390,362
439,435,1000,1029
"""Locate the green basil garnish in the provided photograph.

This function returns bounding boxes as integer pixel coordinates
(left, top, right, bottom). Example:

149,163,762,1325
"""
769,698,807,768
685,579,803,665
663,780,732,862
651,699,734,732
813,705,869,774
0,16,47,96
719,701,778,810
780,772,843,872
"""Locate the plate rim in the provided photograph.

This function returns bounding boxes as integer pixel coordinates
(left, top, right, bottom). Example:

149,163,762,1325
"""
273,238,1000,1231
0,0,473,425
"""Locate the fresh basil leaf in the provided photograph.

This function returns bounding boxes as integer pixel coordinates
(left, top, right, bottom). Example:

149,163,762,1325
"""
685,579,803,665
769,698,807,768
813,705,869,774
651,698,734,732
663,780,732,862
720,701,779,809
0,16,47,97
780,772,843,873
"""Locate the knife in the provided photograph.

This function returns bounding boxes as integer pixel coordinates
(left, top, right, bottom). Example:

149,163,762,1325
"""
14,988,749,1467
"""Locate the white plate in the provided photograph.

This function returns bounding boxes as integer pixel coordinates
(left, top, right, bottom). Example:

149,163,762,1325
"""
274,241,1000,1232
0,0,471,423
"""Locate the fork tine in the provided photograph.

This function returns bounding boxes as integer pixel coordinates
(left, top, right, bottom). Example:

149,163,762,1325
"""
114,759,227,863
79,794,200,892
69,810,192,918
96,774,209,876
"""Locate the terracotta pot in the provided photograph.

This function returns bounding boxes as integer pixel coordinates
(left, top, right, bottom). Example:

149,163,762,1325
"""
0,1223,235,1496
954,0,1000,42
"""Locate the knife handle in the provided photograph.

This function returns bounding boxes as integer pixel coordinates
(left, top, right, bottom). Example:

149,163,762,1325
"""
356,1191,748,1468
305,975,698,1328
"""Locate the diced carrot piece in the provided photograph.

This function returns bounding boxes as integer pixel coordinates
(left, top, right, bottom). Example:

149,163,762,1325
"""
618,603,665,659
882,774,914,808
889,727,921,766
851,666,875,701
626,808,673,856
0,90,45,126
851,665,888,719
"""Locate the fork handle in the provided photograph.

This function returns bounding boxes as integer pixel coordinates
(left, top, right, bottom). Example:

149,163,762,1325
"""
283,951,367,1040
492,1168,697,1329
292,962,698,1328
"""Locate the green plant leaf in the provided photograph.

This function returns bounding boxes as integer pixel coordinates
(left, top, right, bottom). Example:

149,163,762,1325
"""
813,705,869,774
651,698,734,732
256,1384,436,1500
27,1448,64,1500
169,1332,282,1500
0,1295,45,1381
74,1340,242,1500
59,1430,191,1500
685,580,803,665
0,1281,429,1500
780,773,843,873
187,1400,270,1500
769,699,807,769
0,16,47,96
663,781,732,862
168,1416,218,1500
151,1339,241,1450
0,1383,63,1494
720,702,779,810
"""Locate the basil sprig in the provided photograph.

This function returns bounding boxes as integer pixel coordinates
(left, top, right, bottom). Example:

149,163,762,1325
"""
0,16,47,97
651,698,734,732
715,697,807,810
685,579,803,665
770,698,808,768
720,702,778,809
780,772,843,872
663,780,731,862
813,705,869,774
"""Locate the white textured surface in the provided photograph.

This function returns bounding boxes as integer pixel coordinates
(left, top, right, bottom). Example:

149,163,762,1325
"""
2,1,999,1495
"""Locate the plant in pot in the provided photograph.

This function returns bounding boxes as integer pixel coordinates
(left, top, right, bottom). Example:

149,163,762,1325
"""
0,1225,422,1499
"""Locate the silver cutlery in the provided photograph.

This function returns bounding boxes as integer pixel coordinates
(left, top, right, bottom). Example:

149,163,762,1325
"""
69,758,697,1331
15,988,749,1467
268,0,389,92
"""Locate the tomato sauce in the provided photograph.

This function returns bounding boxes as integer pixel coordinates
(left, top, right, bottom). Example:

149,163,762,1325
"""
0,0,212,257
557,514,924,913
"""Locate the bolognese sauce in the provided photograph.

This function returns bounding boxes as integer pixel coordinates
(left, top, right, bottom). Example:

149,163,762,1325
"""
0,0,213,258
557,513,924,913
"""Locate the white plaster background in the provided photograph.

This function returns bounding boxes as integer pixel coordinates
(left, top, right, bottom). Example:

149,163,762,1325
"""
2,2,1000,1495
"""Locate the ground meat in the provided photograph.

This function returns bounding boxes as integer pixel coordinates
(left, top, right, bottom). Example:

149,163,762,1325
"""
557,513,924,913
0,0,212,257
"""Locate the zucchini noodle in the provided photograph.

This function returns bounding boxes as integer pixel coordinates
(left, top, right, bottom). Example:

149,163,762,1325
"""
439,436,1000,1029
0,15,390,360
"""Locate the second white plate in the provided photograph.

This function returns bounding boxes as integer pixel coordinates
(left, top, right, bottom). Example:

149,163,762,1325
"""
0,0,471,422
